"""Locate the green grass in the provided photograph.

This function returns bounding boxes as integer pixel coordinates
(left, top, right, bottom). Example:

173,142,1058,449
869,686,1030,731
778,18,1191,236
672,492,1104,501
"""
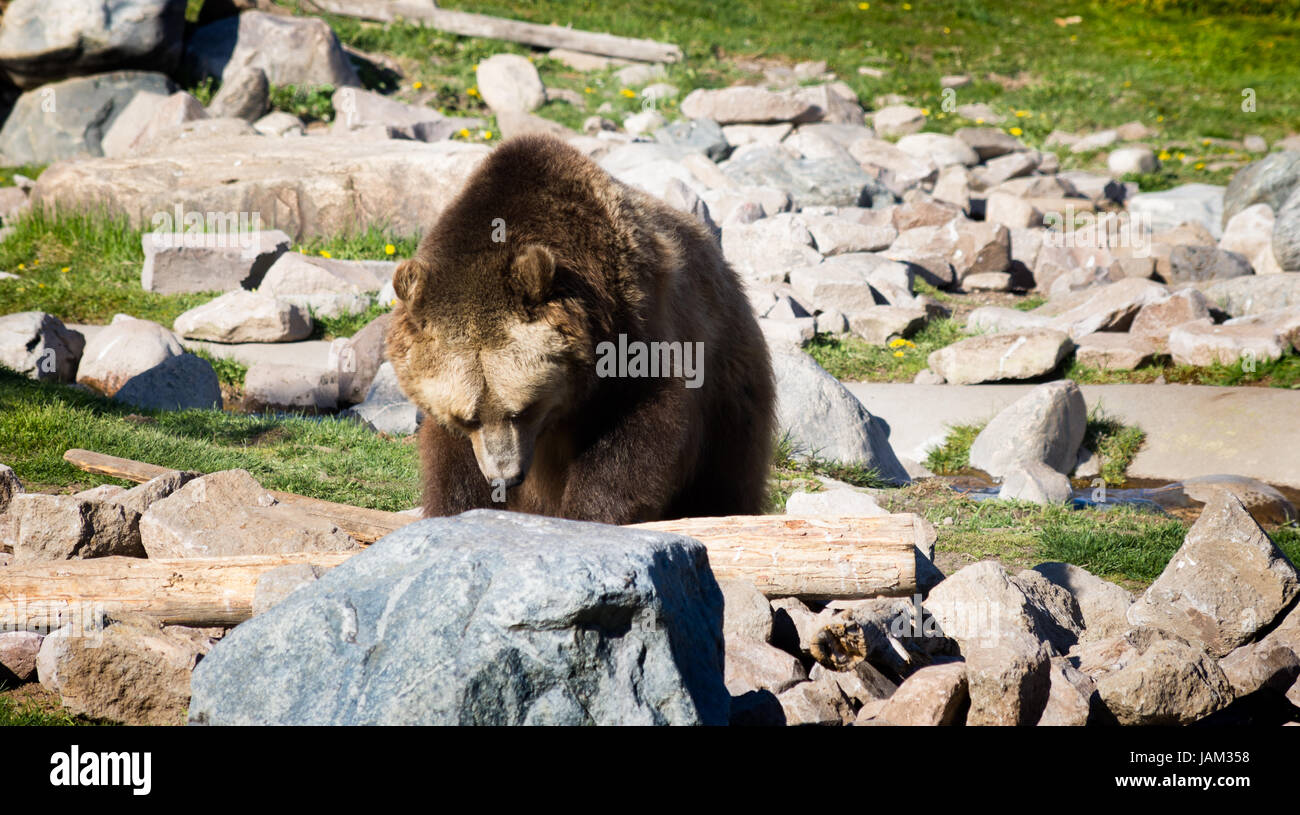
1082,406,1147,485
0,690,105,726
312,301,394,340
190,348,249,389
806,318,965,382
766,432,892,511
0,366,420,509
1012,295,1047,312
0,164,45,188
1066,351,1300,389
1038,516,1192,582
925,422,983,474
0,209,215,327
268,83,339,123
0,213,409,331
379,0,1300,186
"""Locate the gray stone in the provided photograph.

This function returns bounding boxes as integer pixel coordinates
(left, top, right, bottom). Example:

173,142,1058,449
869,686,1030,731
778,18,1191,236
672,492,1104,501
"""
1200,272,1300,317
965,629,1053,726
11,493,145,562
1037,658,1099,726
848,138,937,197
721,213,822,284
39,617,215,725
475,53,545,114
75,314,184,397
340,362,423,435
102,90,207,158
189,511,728,725
0,631,42,682
243,363,339,412
768,348,909,484
0,311,85,382
964,306,1052,334
335,312,391,405
112,470,201,516
1107,146,1158,175
1179,474,1297,526
998,460,1073,504
777,677,854,725
1032,562,1134,642
141,229,291,294
1127,183,1226,240
876,662,968,726
726,637,807,696
718,579,773,644
208,64,270,122
1074,629,1233,725
1127,491,1299,657
1166,244,1253,283
1275,186,1300,273
252,111,304,137
253,564,330,617
655,118,730,161
0,0,185,89
803,214,896,255
926,560,1084,656
185,10,359,89
1040,277,1170,339
895,132,979,168
1168,317,1289,367
330,86,462,142
970,380,1088,478
871,105,926,138
140,469,360,559
789,252,912,314
257,252,382,319
720,144,891,209
1222,150,1300,227
1219,203,1282,275
955,127,1024,161
1129,289,1212,345
785,488,889,518
1218,641,1300,698
0,70,177,164
173,291,312,343
113,353,223,412
32,131,489,243
680,86,818,125
847,306,927,344
927,328,1073,385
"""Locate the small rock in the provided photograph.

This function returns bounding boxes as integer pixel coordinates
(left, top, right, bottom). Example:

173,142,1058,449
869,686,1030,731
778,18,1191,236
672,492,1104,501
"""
173,290,312,343
726,637,807,696
785,489,889,518
876,662,968,726
75,314,184,397
1032,562,1134,642
719,579,774,644
113,353,223,411
0,311,85,382
926,328,1074,385
872,105,926,138
11,494,145,562
998,460,1073,504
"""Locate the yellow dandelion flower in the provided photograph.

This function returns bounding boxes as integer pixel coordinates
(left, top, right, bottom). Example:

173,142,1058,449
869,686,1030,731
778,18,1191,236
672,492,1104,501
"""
458,128,470,138
619,88,636,98
1009,127,1023,136
1069,34,1077,42
60,266,69,273
889,337,905,348
413,81,423,90
936,112,945,119
37,282,44,288
1015,110,1029,118
943,26,950,33
1194,162,1205,170
1156,115,1165,122
920,108,930,116
893,350,905,358
319,250,332,259
1176,151,1186,160
975,117,985,125
1122,80,1131,88
384,244,396,256
858,2,869,9
467,87,479,97
17,263,24,270
484,130,493,140
1202,138,1211,145
584,86,593,94
1158,150,1171,161
905,339,916,348
902,2,912,8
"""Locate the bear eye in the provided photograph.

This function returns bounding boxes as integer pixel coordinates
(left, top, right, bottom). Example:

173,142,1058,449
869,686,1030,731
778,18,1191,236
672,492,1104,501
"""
452,415,480,430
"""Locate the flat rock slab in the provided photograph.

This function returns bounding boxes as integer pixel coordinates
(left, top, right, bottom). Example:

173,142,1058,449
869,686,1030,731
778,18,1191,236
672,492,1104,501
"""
32,136,490,240
844,382,1300,489
188,510,728,725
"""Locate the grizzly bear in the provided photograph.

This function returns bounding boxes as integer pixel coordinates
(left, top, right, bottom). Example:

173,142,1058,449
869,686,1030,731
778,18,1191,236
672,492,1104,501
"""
386,134,775,524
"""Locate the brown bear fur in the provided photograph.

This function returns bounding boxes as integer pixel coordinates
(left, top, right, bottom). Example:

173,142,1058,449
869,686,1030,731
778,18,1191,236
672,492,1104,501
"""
385,134,775,524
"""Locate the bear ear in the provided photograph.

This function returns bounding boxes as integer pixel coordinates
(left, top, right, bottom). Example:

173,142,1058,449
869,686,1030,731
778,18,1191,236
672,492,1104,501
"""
512,244,555,305
392,259,428,305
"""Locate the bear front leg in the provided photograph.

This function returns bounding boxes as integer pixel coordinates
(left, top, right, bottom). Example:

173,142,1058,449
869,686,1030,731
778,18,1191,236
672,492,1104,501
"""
420,420,495,517
558,388,692,525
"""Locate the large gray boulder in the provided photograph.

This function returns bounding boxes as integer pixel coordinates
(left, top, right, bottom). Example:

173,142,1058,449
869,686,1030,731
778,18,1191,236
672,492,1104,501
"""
113,353,223,412
0,0,186,89
1200,272,1300,317
31,135,488,240
1273,186,1300,273
340,361,423,435
969,380,1087,478
0,71,177,164
769,348,910,484
1222,151,1300,227
185,10,360,89
188,511,729,725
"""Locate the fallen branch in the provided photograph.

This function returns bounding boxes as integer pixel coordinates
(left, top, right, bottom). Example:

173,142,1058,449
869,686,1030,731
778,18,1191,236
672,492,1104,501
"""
304,0,683,63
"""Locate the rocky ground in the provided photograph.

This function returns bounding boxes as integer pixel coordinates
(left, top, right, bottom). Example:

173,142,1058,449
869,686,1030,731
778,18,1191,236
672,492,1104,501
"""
1,1,1299,725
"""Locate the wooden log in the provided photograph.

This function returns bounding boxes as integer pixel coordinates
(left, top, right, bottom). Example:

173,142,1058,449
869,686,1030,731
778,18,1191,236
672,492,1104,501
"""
0,553,356,631
633,515,925,602
1,515,925,629
62,449,412,544
304,0,684,63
